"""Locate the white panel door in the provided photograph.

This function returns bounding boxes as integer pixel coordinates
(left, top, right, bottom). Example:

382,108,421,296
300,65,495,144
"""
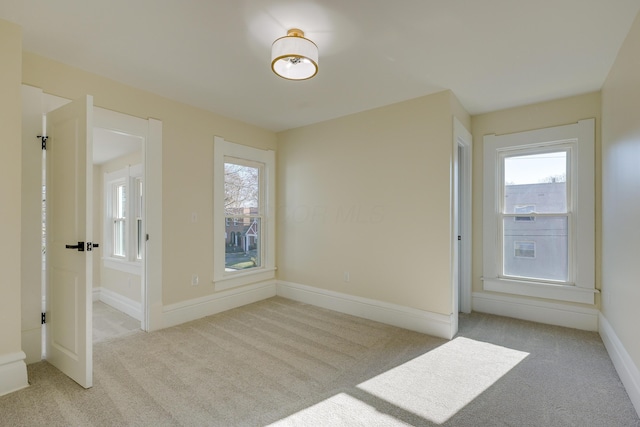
46,95,93,388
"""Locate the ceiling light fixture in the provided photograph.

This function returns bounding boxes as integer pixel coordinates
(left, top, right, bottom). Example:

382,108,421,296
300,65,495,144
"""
271,28,318,81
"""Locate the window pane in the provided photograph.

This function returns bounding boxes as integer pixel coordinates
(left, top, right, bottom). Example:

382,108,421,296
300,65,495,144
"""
136,178,143,214
503,216,568,281
504,152,567,213
113,219,126,257
224,162,259,216
225,217,261,271
136,218,143,260
116,183,127,218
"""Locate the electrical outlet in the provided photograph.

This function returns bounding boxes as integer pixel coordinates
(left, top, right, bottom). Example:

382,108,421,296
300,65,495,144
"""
343,271,350,282
191,212,198,223
191,274,199,286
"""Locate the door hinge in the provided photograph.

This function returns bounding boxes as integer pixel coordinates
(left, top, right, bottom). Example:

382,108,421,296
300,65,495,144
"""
41,312,46,325
37,135,48,150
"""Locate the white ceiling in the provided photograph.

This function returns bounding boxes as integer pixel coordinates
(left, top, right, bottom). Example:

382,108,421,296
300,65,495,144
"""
93,127,142,165
2,1,639,132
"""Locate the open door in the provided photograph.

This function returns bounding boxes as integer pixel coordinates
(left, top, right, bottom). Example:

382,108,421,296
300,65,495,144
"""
46,95,94,388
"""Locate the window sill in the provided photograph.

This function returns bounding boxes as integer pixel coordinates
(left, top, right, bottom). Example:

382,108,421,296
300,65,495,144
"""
213,267,276,291
103,258,142,275
482,277,598,305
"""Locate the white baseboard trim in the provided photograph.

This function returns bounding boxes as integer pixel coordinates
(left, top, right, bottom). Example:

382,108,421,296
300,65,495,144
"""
0,351,29,397
162,280,277,329
599,313,640,417
277,281,455,339
472,292,599,331
97,287,143,321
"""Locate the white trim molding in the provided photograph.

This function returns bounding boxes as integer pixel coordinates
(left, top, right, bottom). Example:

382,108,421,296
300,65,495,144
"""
212,136,276,291
162,281,277,329
96,287,143,321
483,278,599,305
0,351,28,397
482,119,596,304
277,281,455,339
473,292,599,331
599,313,640,417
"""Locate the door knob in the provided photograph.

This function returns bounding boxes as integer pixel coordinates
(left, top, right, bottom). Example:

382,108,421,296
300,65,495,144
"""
65,242,85,252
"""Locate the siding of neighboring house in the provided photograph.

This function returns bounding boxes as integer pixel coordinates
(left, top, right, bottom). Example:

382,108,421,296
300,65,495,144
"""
503,182,567,281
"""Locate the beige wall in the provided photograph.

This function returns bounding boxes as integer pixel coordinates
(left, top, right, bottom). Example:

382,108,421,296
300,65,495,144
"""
0,18,29,394
277,90,465,315
601,12,640,371
0,19,23,358
22,52,277,306
470,92,601,303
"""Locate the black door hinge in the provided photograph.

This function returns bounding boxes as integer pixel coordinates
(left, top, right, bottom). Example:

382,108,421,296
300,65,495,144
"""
37,135,48,150
41,312,46,325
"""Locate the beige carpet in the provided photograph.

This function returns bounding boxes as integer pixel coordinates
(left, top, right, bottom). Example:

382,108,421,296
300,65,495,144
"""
1,297,638,426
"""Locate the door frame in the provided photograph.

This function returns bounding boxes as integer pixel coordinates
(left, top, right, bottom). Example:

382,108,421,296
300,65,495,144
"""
94,108,150,330
91,110,162,332
453,118,473,317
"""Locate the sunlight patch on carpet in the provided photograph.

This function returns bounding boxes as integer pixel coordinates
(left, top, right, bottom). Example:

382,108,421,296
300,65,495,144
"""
268,392,409,426
357,336,529,424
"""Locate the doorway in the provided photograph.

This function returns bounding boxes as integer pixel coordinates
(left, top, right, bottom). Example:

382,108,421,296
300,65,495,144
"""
92,124,145,343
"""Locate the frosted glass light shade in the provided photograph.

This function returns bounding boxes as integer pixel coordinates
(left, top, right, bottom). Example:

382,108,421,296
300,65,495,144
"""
271,29,318,80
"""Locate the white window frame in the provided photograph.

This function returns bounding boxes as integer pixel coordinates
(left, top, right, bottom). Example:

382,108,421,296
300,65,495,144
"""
104,164,143,274
213,136,275,291
482,119,596,304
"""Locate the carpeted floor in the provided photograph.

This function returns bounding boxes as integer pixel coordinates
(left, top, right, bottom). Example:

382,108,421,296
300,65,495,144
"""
1,297,638,426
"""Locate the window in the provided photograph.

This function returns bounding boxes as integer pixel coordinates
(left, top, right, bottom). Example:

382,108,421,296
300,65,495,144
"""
135,177,143,260
113,182,127,257
224,160,262,271
483,119,596,304
502,150,568,282
514,241,535,258
104,164,143,273
213,137,275,290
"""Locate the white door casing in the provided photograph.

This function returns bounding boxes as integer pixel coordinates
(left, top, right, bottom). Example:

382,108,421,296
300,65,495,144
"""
46,95,93,388
453,118,472,315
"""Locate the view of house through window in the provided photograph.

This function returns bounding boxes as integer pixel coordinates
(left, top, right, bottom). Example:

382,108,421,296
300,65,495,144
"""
224,159,262,271
502,151,568,282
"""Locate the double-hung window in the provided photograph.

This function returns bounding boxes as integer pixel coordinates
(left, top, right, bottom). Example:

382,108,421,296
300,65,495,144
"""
104,164,143,273
112,181,127,258
483,119,596,304
213,137,275,290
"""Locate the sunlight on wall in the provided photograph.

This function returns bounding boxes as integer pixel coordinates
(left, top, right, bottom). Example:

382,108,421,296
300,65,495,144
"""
269,337,528,425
